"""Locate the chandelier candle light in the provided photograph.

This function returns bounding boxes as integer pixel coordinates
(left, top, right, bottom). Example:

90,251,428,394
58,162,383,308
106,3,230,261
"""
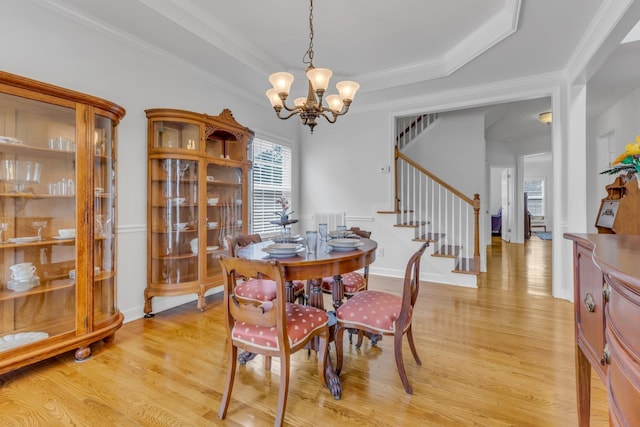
265,0,360,134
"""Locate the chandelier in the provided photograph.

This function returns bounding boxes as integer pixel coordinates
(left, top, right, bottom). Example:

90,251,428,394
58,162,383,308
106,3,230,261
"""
265,0,360,134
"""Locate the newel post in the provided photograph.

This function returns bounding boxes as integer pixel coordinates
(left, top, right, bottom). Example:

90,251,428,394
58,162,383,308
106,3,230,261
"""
473,194,481,273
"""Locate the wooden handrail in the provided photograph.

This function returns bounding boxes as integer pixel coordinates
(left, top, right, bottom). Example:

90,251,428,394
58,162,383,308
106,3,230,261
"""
396,148,475,205
394,147,480,275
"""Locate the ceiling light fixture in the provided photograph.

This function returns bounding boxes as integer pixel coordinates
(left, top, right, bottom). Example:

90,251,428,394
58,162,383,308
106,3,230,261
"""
265,0,360,134
538,111,552,125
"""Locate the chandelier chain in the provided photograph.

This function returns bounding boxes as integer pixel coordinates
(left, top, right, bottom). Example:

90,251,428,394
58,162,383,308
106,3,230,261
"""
303,0,314,67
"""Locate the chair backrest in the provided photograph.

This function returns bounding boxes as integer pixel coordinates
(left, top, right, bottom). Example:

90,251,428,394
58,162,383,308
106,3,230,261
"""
314,212,346,231
349,227,371,238
219,256,288,349
225,233,262,257
399,243,429,323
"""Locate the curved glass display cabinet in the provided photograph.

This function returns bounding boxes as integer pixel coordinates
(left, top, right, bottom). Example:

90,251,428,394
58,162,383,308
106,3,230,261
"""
0,71,125,374
145,109,252,315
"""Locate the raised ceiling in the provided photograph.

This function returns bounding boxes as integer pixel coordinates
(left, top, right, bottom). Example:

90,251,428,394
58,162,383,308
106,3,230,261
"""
42,0,640,141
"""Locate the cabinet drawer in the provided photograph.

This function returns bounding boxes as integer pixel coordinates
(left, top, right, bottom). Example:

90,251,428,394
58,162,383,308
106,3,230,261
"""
575,244,606,372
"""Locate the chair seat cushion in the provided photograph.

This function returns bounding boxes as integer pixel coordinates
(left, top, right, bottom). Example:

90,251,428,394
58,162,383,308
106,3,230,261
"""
336,290,411,334
232,303,328,350
321,272,366,295
236,279,304,302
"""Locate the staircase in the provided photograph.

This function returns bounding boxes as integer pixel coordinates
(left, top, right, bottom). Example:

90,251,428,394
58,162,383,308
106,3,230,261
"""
380,114,481,285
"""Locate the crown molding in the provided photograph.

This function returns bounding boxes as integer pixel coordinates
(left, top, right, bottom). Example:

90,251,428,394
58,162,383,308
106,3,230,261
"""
356,0,522,93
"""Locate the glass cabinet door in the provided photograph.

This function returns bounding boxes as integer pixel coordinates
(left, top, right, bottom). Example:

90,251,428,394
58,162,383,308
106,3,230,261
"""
205,163,243,279
93,114,117,325
0,92,77,352
149,157,199,286
152,121,199,151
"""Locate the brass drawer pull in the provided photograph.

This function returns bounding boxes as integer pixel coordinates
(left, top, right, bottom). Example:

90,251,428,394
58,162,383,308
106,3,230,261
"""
584,293,596,312
602,283,610,303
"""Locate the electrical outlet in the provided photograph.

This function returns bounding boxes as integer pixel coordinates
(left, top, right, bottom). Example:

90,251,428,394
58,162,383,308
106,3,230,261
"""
377,247,384,257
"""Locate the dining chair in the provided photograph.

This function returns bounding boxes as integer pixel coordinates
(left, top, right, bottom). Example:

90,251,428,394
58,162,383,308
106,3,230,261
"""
334,242,428,394
225,234,306,305
217,256,329,427
320,227,372,301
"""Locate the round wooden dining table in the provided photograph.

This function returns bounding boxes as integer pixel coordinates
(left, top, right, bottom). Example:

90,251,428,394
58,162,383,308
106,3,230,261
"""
236,237,378,399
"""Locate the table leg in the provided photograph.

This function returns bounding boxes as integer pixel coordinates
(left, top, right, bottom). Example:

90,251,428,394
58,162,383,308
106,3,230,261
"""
331,275,344,310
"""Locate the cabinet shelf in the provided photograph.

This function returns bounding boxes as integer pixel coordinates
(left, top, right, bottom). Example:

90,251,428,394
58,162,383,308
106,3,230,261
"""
0,193,74,200
0,279,75,302
0,238,75,249
0,143,76,158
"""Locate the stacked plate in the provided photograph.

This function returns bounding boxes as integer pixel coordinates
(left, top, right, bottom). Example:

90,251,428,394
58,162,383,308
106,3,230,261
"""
271,234,304,244
7,276,40,291
327,238,364,252
0,136,23,144
262,243,305,258
328,230,358,239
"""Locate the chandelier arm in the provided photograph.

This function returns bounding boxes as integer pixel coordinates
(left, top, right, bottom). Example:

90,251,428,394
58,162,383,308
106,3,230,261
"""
278,97,301,113
319,111,338,123
274,108,302,120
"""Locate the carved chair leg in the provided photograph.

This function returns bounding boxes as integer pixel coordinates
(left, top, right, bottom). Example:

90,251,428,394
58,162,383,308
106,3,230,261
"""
394,332,412,394
317,326,329,388
217,344,238,420
265,355,272,371
334,324,346,375
275,352,290,427
406,326,422,365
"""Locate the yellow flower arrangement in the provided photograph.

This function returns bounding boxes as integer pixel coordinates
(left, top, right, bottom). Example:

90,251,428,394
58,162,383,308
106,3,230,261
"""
601,136,640,176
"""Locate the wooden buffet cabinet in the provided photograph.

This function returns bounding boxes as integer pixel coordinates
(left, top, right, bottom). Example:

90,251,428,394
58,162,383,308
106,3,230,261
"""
144,108,252,315
0,71,125,374
565,233,640,427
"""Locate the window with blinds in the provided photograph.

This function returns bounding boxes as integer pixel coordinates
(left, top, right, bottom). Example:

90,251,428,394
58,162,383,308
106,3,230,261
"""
524,177,545,216
250,137,292,234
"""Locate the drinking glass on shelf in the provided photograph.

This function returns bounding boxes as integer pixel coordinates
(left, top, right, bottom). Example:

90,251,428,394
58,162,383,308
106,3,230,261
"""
0,222,7,242
32,220,47,240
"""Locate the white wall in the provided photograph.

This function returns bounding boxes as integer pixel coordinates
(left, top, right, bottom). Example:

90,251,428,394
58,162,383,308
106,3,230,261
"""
0,1,299,321
587,83,640,230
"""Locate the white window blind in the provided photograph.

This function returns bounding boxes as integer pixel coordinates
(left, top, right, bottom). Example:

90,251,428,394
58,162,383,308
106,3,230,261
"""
250,137,292,234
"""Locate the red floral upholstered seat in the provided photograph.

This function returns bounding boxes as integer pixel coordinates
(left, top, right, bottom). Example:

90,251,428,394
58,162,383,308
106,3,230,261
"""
236,278,305,303
321,272,366,296
232,302,328,350
320,227,371,300
335,290,409,334
225,234,306,304
218,256,330,426
335,243,428,395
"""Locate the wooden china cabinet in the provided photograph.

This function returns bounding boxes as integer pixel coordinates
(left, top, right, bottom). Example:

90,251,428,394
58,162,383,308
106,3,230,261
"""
0,71,125,374
144,108,252,315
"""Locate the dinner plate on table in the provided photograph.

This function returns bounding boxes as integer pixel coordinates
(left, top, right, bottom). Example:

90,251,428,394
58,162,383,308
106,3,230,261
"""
262,243,305,258
271,235,304,243
327,239,364,251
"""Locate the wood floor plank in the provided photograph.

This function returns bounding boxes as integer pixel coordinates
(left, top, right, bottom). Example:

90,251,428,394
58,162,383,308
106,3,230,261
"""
0,236,610,426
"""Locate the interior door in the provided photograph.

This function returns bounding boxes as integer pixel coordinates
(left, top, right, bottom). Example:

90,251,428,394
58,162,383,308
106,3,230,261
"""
501,167,514,242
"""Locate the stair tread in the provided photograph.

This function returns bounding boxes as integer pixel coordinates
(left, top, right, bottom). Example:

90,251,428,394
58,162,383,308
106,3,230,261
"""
453,258,479,275
394,221,427,228
433,244,461,258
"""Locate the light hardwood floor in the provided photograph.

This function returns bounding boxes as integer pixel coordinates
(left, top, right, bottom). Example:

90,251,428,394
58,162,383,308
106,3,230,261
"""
0,236,609,426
